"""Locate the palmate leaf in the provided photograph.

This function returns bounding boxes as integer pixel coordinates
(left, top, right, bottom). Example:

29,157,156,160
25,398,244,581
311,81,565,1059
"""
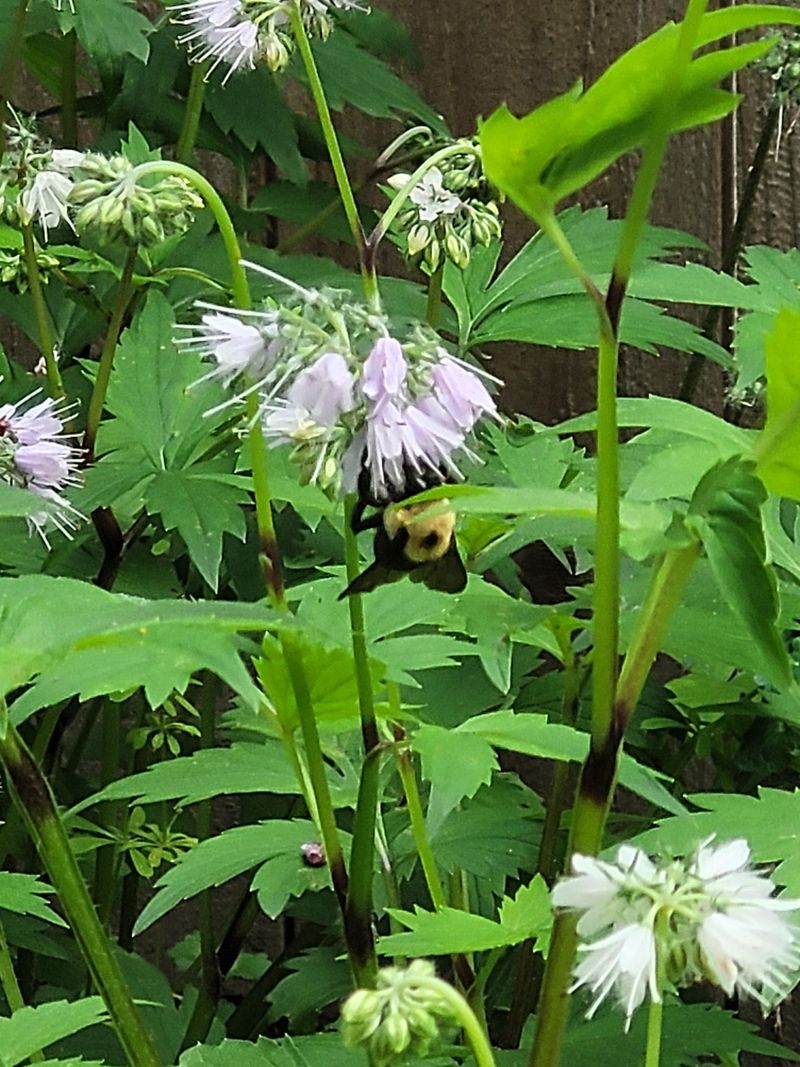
0,998,108,1067
180,1034,367,1067
0,872,65,927
57,0,151,68
0,574,276,715
69,740,355,814
561,1001,800,1066
267,949,352,1025
458,710,687,815
83,291,247,589
480,6,800,218
687,457,792,688
133,820,344,934
734,246,800,391
379,877,551,957
635,787,800,899
446,208,748,362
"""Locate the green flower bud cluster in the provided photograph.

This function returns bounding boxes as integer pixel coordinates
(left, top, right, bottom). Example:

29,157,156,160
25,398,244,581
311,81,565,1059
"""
69,154,204,247
0,247,58,292
341,961,454,1067
388,141,503,273
758,30,800,108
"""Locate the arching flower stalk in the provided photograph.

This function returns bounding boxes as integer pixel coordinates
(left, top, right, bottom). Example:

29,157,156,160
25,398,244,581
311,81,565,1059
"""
176,263,501,500
553,838,800,1029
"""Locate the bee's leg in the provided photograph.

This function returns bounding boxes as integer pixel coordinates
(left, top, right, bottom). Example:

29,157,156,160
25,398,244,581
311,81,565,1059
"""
349,496,382,534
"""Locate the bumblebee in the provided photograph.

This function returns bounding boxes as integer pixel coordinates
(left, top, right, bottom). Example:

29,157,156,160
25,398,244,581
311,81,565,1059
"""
339,471,467,598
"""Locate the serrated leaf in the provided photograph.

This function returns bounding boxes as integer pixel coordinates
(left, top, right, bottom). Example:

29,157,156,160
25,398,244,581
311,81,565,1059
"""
68,741,353,815
687,457,791,688
180,1033,366,1067
205,70,305,184
267,950,352,1025
380,905,515,956
133,820,338,934
412,723,498,816
498,876,552,942
59,0,151,68
0,998,108,1067
146,469,249,590
458,710,686,815
636,787,800,899
480,8,800,216
563,1001,800,1066
0,872,65,926
758,306,800,501
0,575,276,712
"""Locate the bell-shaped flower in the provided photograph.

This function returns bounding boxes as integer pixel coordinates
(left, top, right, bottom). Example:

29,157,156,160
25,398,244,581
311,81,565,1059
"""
409,167,464,224
431,356,498,433
287,351,355,427
572,923,659,1028
20,170,74,240
176,310,276,385
362,338,407,409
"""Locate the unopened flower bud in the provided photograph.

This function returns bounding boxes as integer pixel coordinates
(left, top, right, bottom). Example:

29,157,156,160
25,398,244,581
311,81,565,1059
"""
407,223,431,257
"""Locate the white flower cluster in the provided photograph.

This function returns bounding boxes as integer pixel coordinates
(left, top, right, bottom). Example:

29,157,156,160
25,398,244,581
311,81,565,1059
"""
554,839,800,1028
173,0,366,79
176,264,500,501
0,390,83,544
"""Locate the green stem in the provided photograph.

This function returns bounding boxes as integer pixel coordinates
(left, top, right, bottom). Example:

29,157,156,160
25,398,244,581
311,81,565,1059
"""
129,161,250,309
94,702,121,927
425,264,444,328
83,246,138,458
392,728,445,910
61,31,78,146
644,997,664,1067
287,4,378,310
342,495,381,983
0,723,162,1067
0,0,28,155
180,676,220,1051
529,7,709,1067
21,224,64,400
615,542,700,726
424,975,498,1067
175,61,209,165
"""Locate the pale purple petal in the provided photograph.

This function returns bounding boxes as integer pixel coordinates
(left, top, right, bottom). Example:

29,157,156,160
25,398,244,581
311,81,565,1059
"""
361,338,407,407
288,352,355,427
431,356,497,432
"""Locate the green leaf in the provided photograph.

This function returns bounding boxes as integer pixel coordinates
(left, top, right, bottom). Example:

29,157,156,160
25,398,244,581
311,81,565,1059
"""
0,575,275,713
301,33,445,131
0,872,65,926
636,787,800,899
205,70,305,185
734,246,800,391
0,483,47,519
59,0,151,68
412,723,498,816
180,1034,367,1067
459,710,687,815
562,1001,800,1066
479,8,800,216
0,998,108,1067
133,820,339,934
68,741,350,815
498,876,552,943
146,469,249,590
267,950,352,1024
687,457,791,688
758,306,800,501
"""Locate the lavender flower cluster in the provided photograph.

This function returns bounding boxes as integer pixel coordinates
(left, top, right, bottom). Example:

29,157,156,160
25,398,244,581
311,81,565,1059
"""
177,269,500,502
0,392,82,543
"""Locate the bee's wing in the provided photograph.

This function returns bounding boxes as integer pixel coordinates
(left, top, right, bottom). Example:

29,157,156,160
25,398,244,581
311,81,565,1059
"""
338,561,404,599
412,541,468,594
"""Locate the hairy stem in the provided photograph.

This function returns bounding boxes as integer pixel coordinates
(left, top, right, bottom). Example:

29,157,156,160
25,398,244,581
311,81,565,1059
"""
21,224,64,399
175,61,208,165
0,723,162,1067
